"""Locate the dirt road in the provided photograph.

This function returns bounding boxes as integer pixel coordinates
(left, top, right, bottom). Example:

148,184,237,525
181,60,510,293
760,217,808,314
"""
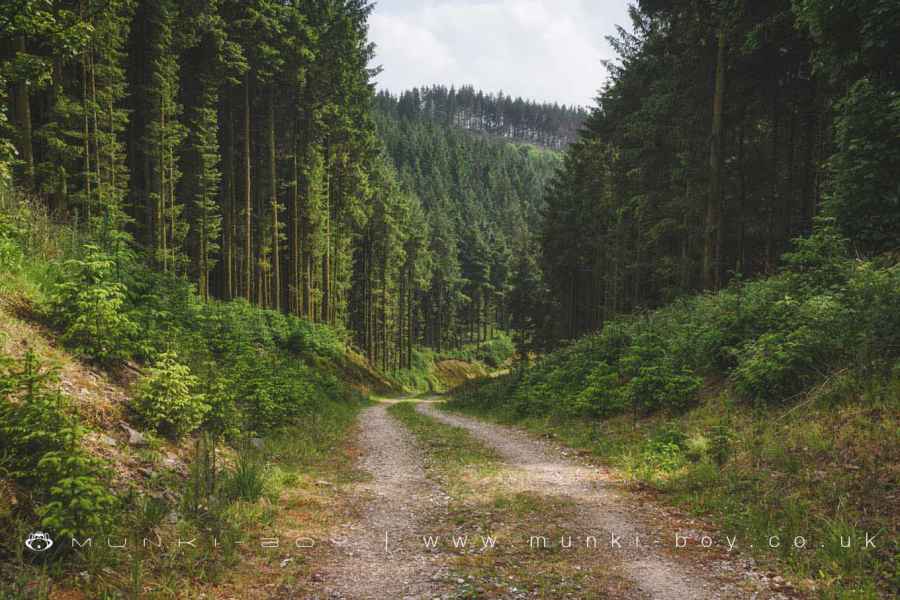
313,400,792,599
417,402,791,600
314,404,452,599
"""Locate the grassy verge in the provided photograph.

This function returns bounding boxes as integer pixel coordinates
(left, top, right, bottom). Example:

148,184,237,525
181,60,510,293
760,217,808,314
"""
0,397,368,599
388,402,634,598
446,376,899,599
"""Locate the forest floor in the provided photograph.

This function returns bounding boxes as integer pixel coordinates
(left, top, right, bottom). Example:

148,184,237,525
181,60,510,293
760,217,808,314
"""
303,398,799,600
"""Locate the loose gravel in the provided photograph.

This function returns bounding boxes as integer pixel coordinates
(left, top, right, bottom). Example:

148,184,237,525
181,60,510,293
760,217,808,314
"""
418,402,794,600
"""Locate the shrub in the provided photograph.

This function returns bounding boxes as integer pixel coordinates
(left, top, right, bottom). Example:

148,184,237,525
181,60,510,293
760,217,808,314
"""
732,332,812,402
475,333,516,368
732,293,854,402
574,361,624,417
49,244,138,364
35,450,117,538
619,334,702,414
131,352,209,438
0,351,116,538
633,430,687,480
201,376,242,440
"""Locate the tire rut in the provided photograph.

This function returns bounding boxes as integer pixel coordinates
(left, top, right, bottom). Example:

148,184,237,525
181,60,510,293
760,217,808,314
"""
417,402,792,600
311,403,452,600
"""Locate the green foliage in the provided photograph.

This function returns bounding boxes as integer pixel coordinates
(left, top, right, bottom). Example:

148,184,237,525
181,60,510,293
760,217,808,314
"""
452,230,900,415
35,449,117,539
683,433,710,463
48,244,137,364
0,211,24,273
0,351,116,539
221,450,266,503
574,361,623,418
200,375,241,440
636,439,684,478
131,352,209,438
794,0,900,255
473,334,515,368
708,422,732,468
618,333,702,414
732,330,817,401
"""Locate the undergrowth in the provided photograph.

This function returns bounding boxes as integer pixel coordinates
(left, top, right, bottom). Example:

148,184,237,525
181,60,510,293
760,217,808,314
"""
390,332,514,394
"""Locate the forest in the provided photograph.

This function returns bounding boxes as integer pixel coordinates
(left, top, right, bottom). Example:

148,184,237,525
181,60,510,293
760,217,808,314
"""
0,0,558,374
0,0,898,598
375,84,587,150
531,0,899,346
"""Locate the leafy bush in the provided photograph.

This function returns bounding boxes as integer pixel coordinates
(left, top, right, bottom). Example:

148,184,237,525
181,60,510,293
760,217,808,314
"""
574,361,623,417
49,244,138,364
0,351,116,538
131,352,210,438
35,449,117,538
200,375,242,440
474,333,515,367
629,429,687,481
732,332,813,401
619,334,702,414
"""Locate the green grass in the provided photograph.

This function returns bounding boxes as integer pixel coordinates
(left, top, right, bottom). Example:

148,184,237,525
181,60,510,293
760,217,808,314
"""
446,375,899,599
387,402,499,486
388,401,634,598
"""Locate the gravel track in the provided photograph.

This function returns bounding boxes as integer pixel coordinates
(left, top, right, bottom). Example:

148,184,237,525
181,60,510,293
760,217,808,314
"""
417,402,792,600
311,404,452,600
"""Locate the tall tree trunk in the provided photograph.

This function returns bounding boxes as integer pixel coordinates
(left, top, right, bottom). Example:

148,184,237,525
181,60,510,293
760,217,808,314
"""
160,95,168,271
321,148,331,323
291,139,300,315
705,27,726,290
737,112,747,275
223,93,235,299
766,82,780,273
12,36,35,190
82,54,92,221
243,77,252,301
269,94,280,312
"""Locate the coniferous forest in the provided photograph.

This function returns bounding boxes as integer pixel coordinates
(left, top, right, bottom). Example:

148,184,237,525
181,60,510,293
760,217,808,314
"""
0,1,898,598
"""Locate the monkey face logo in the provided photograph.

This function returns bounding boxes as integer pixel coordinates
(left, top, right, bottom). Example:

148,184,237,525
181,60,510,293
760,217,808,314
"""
25,532,54,552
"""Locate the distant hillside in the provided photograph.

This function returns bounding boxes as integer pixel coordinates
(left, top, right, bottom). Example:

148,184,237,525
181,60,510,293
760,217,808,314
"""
375,84,587,150
372,104,561,353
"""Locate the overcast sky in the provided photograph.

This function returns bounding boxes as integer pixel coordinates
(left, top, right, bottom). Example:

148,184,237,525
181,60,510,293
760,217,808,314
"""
368,0,633,108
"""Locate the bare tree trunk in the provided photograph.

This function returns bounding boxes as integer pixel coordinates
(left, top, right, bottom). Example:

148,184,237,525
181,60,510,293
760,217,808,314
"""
269,94,280,312
766,82,780,273
243,77,252,301
12,36,35,190
705,27,726,290
291,139,300,315
223,93,235,299
82,54,92,221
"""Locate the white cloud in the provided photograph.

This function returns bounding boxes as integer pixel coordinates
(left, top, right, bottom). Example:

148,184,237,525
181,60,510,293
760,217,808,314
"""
368,0,632,107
